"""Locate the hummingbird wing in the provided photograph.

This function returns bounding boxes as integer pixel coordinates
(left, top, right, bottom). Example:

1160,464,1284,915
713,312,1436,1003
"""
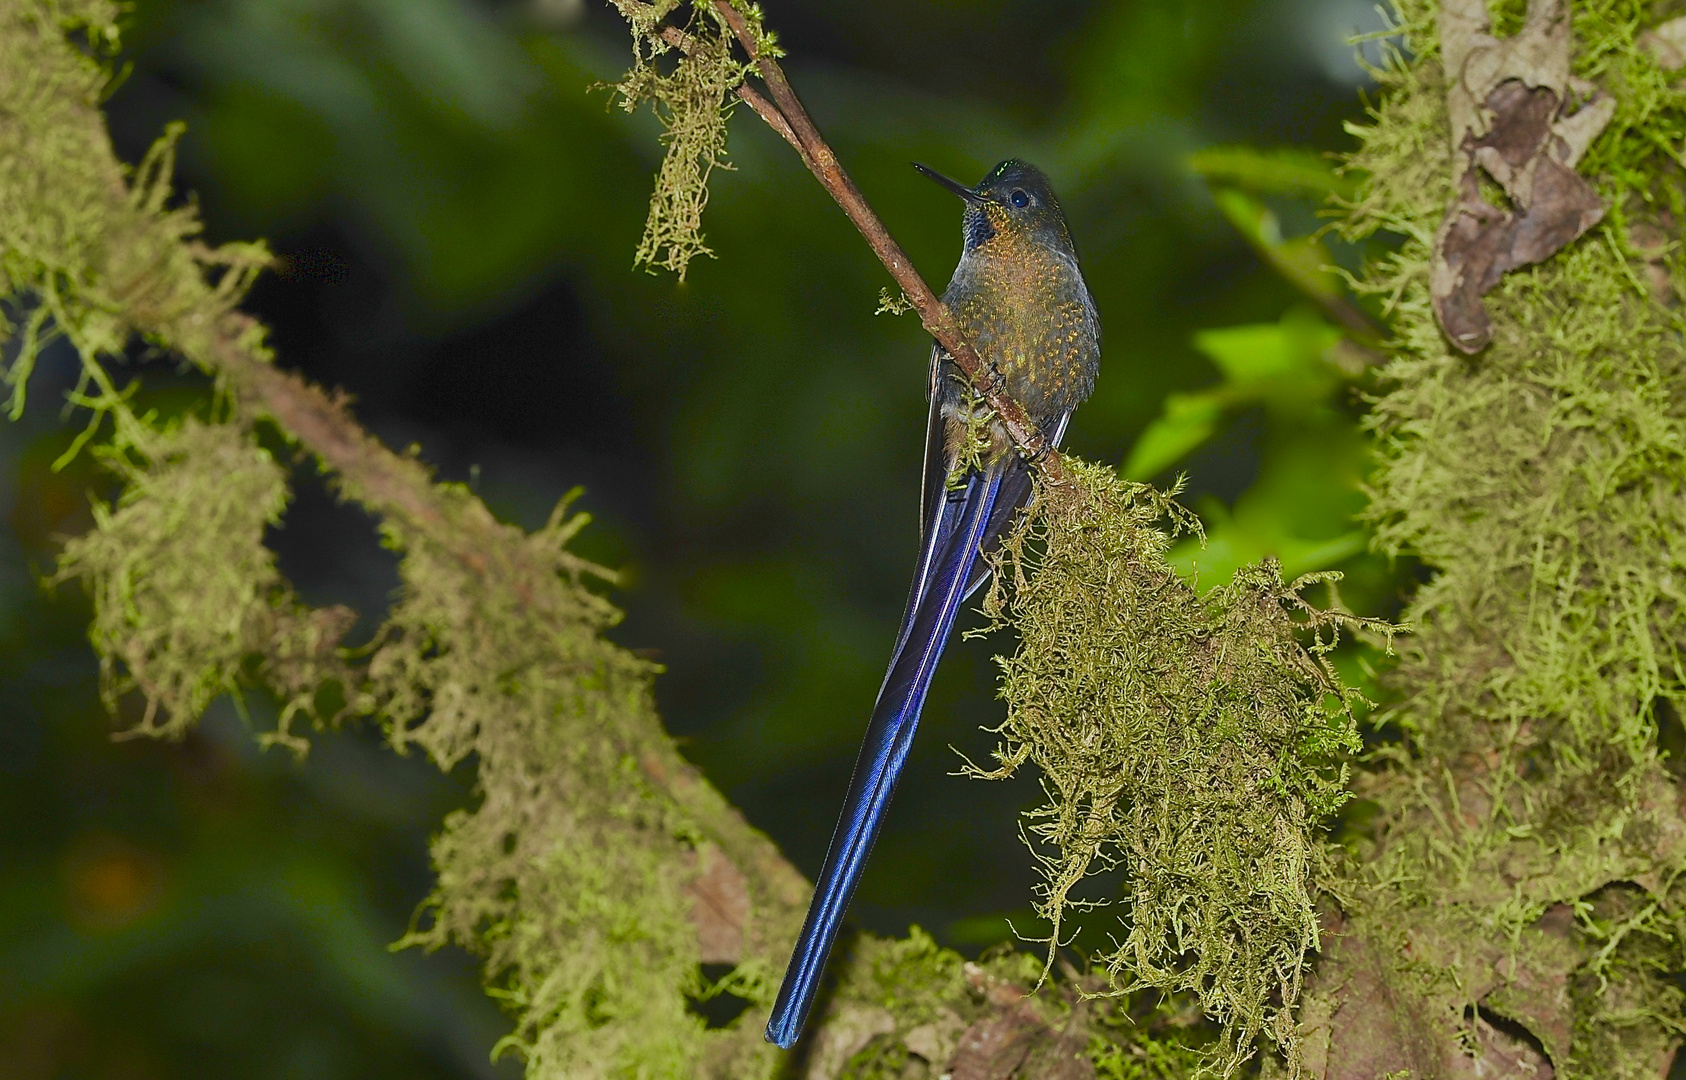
959,407,1072,599
765,427,1006,1048
899,352,1073,633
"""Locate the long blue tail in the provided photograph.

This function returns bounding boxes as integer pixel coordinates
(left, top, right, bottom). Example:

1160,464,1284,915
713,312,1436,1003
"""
765,466,1004,1049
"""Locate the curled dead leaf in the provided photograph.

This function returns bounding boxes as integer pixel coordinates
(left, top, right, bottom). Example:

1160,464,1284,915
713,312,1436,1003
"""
1431,0,1614,353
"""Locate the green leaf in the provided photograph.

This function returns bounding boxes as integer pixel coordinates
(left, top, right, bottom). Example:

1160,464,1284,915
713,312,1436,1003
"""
1188,144,1358,199
1192,309,1342,392
1127,310,1347,479
1210,187,1344,304
1123,391,1225,479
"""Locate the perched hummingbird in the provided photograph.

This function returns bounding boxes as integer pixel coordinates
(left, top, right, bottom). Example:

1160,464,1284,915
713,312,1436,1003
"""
766,159,1100,1049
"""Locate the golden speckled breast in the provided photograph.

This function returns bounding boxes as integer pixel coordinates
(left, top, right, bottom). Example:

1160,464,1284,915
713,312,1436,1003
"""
944,226,1098,428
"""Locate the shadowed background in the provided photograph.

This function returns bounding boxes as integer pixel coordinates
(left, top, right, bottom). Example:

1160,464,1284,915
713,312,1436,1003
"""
0,1,1395,1076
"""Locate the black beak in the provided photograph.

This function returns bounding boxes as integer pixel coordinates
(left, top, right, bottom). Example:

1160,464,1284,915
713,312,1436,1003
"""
913,162,983,204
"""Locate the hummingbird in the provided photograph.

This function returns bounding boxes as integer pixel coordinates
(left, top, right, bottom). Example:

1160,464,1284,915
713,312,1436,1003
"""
766,159,1100,1049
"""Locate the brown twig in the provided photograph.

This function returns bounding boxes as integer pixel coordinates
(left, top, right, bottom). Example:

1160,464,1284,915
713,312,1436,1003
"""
650,21,808,161
733,82,805,161
697,0,1065,478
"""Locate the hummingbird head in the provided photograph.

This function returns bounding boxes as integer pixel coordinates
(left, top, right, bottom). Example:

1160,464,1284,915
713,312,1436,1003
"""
913,159,1073,256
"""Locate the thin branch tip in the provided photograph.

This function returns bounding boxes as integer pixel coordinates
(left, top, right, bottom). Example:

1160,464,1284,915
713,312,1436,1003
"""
632,0,1058,473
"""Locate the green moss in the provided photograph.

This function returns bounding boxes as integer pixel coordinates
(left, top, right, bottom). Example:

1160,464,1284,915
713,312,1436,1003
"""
53,416,325,745
808,927,1222,1079
4,1,333,752
1089,997,1215,1080
1334,0,1686,1073
0,0,266,422
372,490,763,1079
979,460,1392,1075
605,1,781,280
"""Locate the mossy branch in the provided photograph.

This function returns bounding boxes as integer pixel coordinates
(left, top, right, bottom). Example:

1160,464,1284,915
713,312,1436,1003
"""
1,5,809,1076
1307,0,1686,1075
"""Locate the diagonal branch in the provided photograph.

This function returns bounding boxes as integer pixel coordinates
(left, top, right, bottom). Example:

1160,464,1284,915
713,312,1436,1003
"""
632,0,1067,480
649,21,808,161
200,311,811,949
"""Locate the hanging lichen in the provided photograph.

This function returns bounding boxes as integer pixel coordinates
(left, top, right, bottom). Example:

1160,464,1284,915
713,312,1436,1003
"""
604,0,781,279
975,460,1391,1076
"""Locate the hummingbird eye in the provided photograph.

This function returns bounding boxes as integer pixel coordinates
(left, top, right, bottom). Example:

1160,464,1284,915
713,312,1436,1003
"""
1009,189,1030,208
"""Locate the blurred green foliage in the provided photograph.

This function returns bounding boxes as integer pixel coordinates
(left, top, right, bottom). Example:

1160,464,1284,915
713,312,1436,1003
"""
1139,306,1370,587
1,0,1402,1075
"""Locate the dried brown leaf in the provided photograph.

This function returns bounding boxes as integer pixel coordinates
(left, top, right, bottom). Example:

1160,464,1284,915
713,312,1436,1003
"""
949,1005,1043,1080
1430,0,1614,352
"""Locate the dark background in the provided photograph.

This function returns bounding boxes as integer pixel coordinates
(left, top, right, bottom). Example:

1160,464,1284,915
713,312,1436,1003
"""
0,0,1396,1076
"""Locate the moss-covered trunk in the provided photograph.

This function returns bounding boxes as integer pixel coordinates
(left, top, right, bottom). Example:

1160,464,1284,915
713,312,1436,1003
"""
1304,1,1686,1076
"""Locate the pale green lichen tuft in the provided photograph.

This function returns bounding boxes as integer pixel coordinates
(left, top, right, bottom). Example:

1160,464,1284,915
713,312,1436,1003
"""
874,287,914,316
607,1,781,280
0,1,267,421
53,415,345,749
979,459,1393,1075
4,0,327,752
